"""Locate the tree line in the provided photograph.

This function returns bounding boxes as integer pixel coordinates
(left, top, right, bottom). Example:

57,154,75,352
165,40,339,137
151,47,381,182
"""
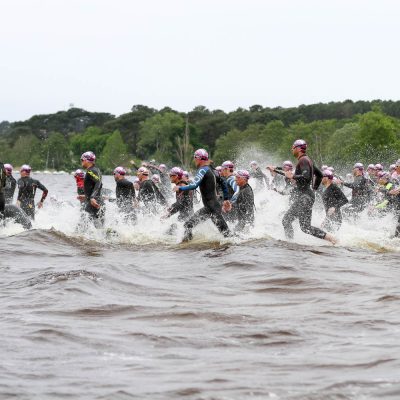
1,100,400,173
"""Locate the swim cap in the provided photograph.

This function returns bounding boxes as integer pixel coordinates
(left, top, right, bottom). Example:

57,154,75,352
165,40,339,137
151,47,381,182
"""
353,162,364,170
194,148,209,161
375,163,384,171
250,161,258,167
4,163,12,172
215,166,222,172
182,170,189,178
396,159,400,167
152,174,160,183
221,160,234,170
292,139,307,151
321,165,328,170
74,169,85,178
390,164,396,171
159,164,167,170
377,171,390,180
81,151,96,162
282,160,293,169
323,170,334,180
327,166,335,173
367,164,376,170
113,166,126,176
169,167,184,178
20,164,32,173
235,170,250,180
137,167,149,175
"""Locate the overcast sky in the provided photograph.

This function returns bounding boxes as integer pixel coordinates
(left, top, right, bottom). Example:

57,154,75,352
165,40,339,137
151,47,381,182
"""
1,0,399,122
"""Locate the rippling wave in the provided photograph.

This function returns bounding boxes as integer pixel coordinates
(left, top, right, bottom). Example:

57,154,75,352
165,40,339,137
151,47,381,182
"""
1,175,400,399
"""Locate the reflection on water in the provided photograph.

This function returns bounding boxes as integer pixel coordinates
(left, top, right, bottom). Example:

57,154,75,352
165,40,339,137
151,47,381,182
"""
1,174,400,399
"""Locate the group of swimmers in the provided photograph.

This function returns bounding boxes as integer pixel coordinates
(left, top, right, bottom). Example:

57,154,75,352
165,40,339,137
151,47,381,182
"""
2,138,400,243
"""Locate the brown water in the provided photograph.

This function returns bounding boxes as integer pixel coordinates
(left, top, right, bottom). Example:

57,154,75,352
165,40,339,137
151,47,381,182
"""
1,174,400,399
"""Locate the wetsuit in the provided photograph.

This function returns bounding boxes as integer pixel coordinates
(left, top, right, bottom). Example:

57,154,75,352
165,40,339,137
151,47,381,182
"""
282,155,326,240
17,176,48,220
372,182,398,217
4,174,16,204
83,166,104,225
321,184,348,232
343,175,371,214
272,168,295,203
167,180,194,221
250,167,270,190
0,163,6,219
179,165,230,240
224,175,240,221
235,183,255,233
4,205,31,229
75,177,85,196
138,179,166,213
116,178,136,222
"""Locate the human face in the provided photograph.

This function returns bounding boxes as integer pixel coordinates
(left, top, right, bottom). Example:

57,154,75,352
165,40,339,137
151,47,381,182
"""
235,176,247,187
169,174,179,184
81,159,91,169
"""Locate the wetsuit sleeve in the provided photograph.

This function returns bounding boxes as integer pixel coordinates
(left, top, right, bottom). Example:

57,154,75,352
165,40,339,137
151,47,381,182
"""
293,158,312,187
179,167,209,191
11,177,16,194
218,175,229,201
313,165,323,190
168,190,188,216
343,176,365,190
17,180,22,201
87,169,102,199
36,180,48,201
227,176,240,203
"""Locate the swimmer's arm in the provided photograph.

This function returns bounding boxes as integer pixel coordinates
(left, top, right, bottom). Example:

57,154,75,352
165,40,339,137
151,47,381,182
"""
179,167,208,191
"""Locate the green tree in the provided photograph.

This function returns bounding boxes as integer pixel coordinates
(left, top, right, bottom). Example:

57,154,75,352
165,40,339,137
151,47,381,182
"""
98,130,129,172
10,134,42,169
69,127,110,160
138,112,185,162
42,132,71,170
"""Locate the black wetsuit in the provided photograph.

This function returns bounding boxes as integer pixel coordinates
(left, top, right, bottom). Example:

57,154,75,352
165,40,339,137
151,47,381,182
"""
180,165,230,240
273,168,295,203
0,163,6,219
343,175,371,213
168,180,194,221
17,176,48,220
4,175,16,204
116,178,136,222
235,183,255,233
83,166,104,224
321,183,349,232
250,167,269,189
282,155,326,240
138,179,166,213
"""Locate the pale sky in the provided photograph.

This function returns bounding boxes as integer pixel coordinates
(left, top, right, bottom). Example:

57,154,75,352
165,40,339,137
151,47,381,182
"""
1,0,399,122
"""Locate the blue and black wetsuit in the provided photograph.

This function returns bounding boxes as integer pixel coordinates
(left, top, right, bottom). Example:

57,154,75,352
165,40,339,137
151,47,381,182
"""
179,165,230,240
282,155,326,240
224,175,240,221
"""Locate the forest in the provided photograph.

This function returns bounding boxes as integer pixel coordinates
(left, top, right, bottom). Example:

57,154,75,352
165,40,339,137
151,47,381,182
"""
1,99,400,173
